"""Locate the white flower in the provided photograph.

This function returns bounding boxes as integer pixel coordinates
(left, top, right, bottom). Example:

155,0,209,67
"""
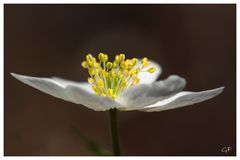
11,53,224,112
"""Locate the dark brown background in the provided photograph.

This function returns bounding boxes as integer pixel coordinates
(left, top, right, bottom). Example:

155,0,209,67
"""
4,4,236,156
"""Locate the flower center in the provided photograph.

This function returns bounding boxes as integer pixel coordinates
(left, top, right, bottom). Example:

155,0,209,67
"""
82,53,155,99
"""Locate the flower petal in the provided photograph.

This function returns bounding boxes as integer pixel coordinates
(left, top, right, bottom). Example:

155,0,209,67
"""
11,73,124,111
139,87,224,112
53,77,94,93
138,59,162,84
116,75,186,110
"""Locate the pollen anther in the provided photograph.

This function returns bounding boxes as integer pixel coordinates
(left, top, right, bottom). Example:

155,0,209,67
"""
82,53,156,99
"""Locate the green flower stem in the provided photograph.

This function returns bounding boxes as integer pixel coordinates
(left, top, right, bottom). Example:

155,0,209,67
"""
109,108,121,156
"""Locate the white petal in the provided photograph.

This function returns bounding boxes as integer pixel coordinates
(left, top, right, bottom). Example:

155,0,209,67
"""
140,87,224,112
53,77,94,93
11,73,124,111
116,75,186,110
138,60,162,84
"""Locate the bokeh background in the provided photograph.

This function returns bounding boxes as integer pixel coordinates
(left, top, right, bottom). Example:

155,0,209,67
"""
4,4,236,156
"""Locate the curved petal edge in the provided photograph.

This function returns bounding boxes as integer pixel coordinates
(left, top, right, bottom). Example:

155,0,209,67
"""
139,87,224,112
116,75,186,110
10,73,124,111
138,59,162,84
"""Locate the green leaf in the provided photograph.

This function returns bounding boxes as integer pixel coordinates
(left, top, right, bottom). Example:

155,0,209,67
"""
70,127,112,156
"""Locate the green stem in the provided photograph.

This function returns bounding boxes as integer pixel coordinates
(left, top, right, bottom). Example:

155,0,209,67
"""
109,108,121,156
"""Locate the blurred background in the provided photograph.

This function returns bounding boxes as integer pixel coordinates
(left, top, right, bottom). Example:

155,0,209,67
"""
4,4,235,156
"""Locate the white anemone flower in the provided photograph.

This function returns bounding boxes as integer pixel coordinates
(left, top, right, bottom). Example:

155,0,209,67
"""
11,53,224,112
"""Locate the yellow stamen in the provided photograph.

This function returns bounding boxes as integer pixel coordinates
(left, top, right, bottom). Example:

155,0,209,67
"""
88,78,94,84
82,53,156,99
81,61,88,68
141,57,150,68
119,54,125,61
88,68,95,76
148,67,156,73
92,86,99,94
133,77,140,85
96,79,104,88
106,62,113,69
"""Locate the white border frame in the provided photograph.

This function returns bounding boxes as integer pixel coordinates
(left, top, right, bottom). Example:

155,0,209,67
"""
1,1,238,160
